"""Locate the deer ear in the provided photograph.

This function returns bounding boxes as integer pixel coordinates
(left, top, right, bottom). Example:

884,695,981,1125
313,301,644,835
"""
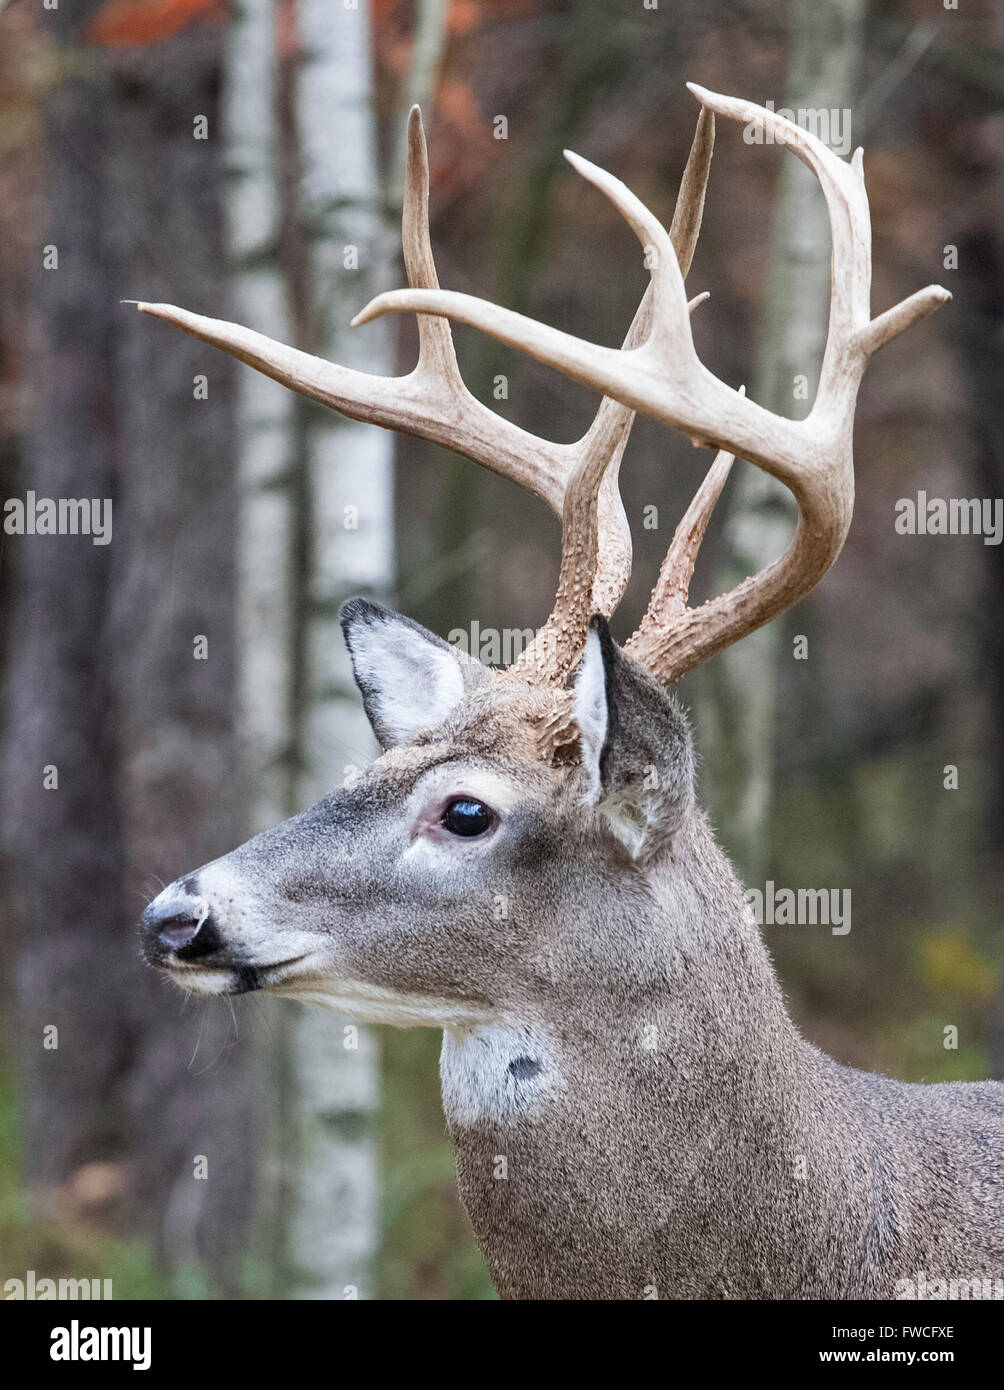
573,616,695,859
572,620,614,804
340,598,486,749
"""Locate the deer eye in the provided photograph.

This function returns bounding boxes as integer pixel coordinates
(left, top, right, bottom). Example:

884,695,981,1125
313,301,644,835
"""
441,798,495,838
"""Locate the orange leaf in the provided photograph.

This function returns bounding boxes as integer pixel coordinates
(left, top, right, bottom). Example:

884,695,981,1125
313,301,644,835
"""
447,0,482,36
86,0,225,48
437,76,486,143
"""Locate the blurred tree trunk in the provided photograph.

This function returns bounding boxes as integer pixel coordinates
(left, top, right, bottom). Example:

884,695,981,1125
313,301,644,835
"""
958,227,1004,1082
222,0,299,1293
701,0,865,881
948,35,1004,1071
277,0,396,1300
2,9,256,1289
957,232,1004,855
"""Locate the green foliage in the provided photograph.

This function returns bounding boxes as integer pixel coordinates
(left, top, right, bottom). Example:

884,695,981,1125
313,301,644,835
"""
0,1053,170,1301
768,753,998,1085
376,1027,495,1300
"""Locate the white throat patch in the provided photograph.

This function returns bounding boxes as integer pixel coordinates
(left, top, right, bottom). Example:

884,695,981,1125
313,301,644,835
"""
440,1021,560,1126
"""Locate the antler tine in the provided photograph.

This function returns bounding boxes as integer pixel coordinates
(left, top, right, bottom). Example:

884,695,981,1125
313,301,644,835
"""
400,105,462,383
670,104,714,282
355,86,950,685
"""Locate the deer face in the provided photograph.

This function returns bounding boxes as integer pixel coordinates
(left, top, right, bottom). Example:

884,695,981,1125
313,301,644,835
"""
140,599,696,1026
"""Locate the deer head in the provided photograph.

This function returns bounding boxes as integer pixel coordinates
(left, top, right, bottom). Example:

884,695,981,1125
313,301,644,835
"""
140,85,948,1081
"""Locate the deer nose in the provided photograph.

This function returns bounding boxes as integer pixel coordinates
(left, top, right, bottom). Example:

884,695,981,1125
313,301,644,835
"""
142,891,222,962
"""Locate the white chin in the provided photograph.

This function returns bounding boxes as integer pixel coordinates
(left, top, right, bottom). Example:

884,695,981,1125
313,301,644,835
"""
270,972,493,1029
160,964,241,996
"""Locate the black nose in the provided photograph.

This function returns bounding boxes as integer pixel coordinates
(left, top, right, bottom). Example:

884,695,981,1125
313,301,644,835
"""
142,893,222,963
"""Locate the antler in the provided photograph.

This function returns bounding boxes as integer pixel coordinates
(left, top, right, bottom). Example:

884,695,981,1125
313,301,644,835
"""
510,106,714,684
131,106,712,686
354,85,951,685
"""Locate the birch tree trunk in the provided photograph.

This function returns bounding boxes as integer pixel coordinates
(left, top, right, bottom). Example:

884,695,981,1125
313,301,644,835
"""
702,0,866,880
227,0,296,829
284,0,393,1300
222,0,299,1293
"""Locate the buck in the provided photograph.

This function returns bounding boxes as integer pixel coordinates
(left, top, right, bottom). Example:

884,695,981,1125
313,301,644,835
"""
139,87,1004,1299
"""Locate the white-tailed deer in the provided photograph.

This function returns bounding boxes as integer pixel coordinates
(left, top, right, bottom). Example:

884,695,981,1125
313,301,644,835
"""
140,87,1003,1300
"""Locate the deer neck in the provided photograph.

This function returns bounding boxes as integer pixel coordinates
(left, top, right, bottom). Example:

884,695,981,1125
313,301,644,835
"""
440,814,873,1298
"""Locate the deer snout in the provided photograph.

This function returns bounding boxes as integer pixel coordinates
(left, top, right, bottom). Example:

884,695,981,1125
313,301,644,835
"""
142,888,222,966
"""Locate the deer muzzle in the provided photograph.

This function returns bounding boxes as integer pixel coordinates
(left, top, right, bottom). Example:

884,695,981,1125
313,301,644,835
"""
141,867,326,997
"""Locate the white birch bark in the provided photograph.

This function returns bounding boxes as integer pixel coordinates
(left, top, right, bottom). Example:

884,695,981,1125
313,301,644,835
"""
284,0,393,1299
222,0,298,1294
225,0,296,830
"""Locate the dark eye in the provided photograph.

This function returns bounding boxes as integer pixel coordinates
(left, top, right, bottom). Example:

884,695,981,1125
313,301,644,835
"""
441,798,495,838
